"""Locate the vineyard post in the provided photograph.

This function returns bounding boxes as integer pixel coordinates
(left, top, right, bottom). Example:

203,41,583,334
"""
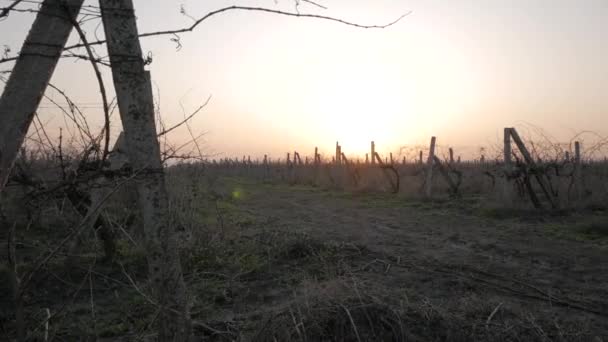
574,141,582,202
101,0,192,335
0,0,85,192
371,141,376,165
335,142,341,165
425,136,436,197
509,127,558,209
502,127,514,204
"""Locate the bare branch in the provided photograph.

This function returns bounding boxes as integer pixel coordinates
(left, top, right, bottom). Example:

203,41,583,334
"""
158,94,211,137
61,2,112,162
0,0,24,19
65,6,410,50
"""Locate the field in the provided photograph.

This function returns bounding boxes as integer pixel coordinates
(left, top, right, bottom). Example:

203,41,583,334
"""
2,160,608,341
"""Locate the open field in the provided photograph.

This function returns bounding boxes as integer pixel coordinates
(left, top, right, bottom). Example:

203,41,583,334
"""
2,168,608,341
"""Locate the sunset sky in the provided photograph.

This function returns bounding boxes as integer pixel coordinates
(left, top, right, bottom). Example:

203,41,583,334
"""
1,0,607,160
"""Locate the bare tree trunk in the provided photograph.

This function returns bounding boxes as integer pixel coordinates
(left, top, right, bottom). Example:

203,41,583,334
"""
0,0,84,192
99,0,191,340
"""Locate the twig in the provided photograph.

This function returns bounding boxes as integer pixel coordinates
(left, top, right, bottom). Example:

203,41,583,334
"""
62,2,112,162
485,302,503,328
65,6,410,50
158,94,211,137
0,0,24,19
340,303,362,342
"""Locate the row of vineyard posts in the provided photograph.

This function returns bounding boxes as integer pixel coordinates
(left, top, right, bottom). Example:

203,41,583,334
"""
209,127,584,208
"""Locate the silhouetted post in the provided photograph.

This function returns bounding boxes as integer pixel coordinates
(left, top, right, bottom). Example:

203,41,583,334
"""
402,156,406,165
449,148,454,165
509,127,557,209
287,152,291,165
294,151,302,165
371,141,376,165
425,136,436,197
335,142,341,165
0,0,85,192
314,147,319,164
574,141,582,201
502,127,513,204
365,153,369,164
419,151,423,164
390,152,394,164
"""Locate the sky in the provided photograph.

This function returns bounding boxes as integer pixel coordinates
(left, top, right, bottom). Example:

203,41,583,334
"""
1,0,607,160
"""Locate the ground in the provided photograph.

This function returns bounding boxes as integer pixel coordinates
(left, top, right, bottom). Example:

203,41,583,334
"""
2,175,608,341
185,177,608,341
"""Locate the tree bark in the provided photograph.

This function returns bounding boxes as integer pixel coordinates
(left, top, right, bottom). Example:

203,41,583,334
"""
99,0,191,340
0,0,84,192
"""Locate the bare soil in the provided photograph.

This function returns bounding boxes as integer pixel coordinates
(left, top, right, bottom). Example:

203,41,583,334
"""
2,176,608,341
204,177,608,341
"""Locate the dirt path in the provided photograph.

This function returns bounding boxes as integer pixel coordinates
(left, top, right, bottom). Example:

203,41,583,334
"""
229,180,608,336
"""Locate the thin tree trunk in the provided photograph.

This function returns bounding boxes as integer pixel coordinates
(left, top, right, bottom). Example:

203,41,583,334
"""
0,0,84,192
99,0,191,340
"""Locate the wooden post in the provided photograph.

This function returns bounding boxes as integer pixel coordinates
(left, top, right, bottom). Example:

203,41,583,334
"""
374,152,399,193
402,156,406,165
502,127,513,204
425,137,436,197
0,0,85,192
294,151,301,165
390,152,394,164
287,152,291,165
449,148,454,165
419,151,423,164
433,155,458,195
335,141,341,165
100,0,191,339
574,141,582,202
371,141,376,165
365,153,369,164
509,127,558,209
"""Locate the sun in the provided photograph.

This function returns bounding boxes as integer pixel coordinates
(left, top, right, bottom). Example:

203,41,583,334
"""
310,67,417,156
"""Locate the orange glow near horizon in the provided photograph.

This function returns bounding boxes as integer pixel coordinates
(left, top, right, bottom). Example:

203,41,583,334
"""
2,0,607,160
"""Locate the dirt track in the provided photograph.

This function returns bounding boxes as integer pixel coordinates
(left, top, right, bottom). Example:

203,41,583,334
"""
221,179,608,339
